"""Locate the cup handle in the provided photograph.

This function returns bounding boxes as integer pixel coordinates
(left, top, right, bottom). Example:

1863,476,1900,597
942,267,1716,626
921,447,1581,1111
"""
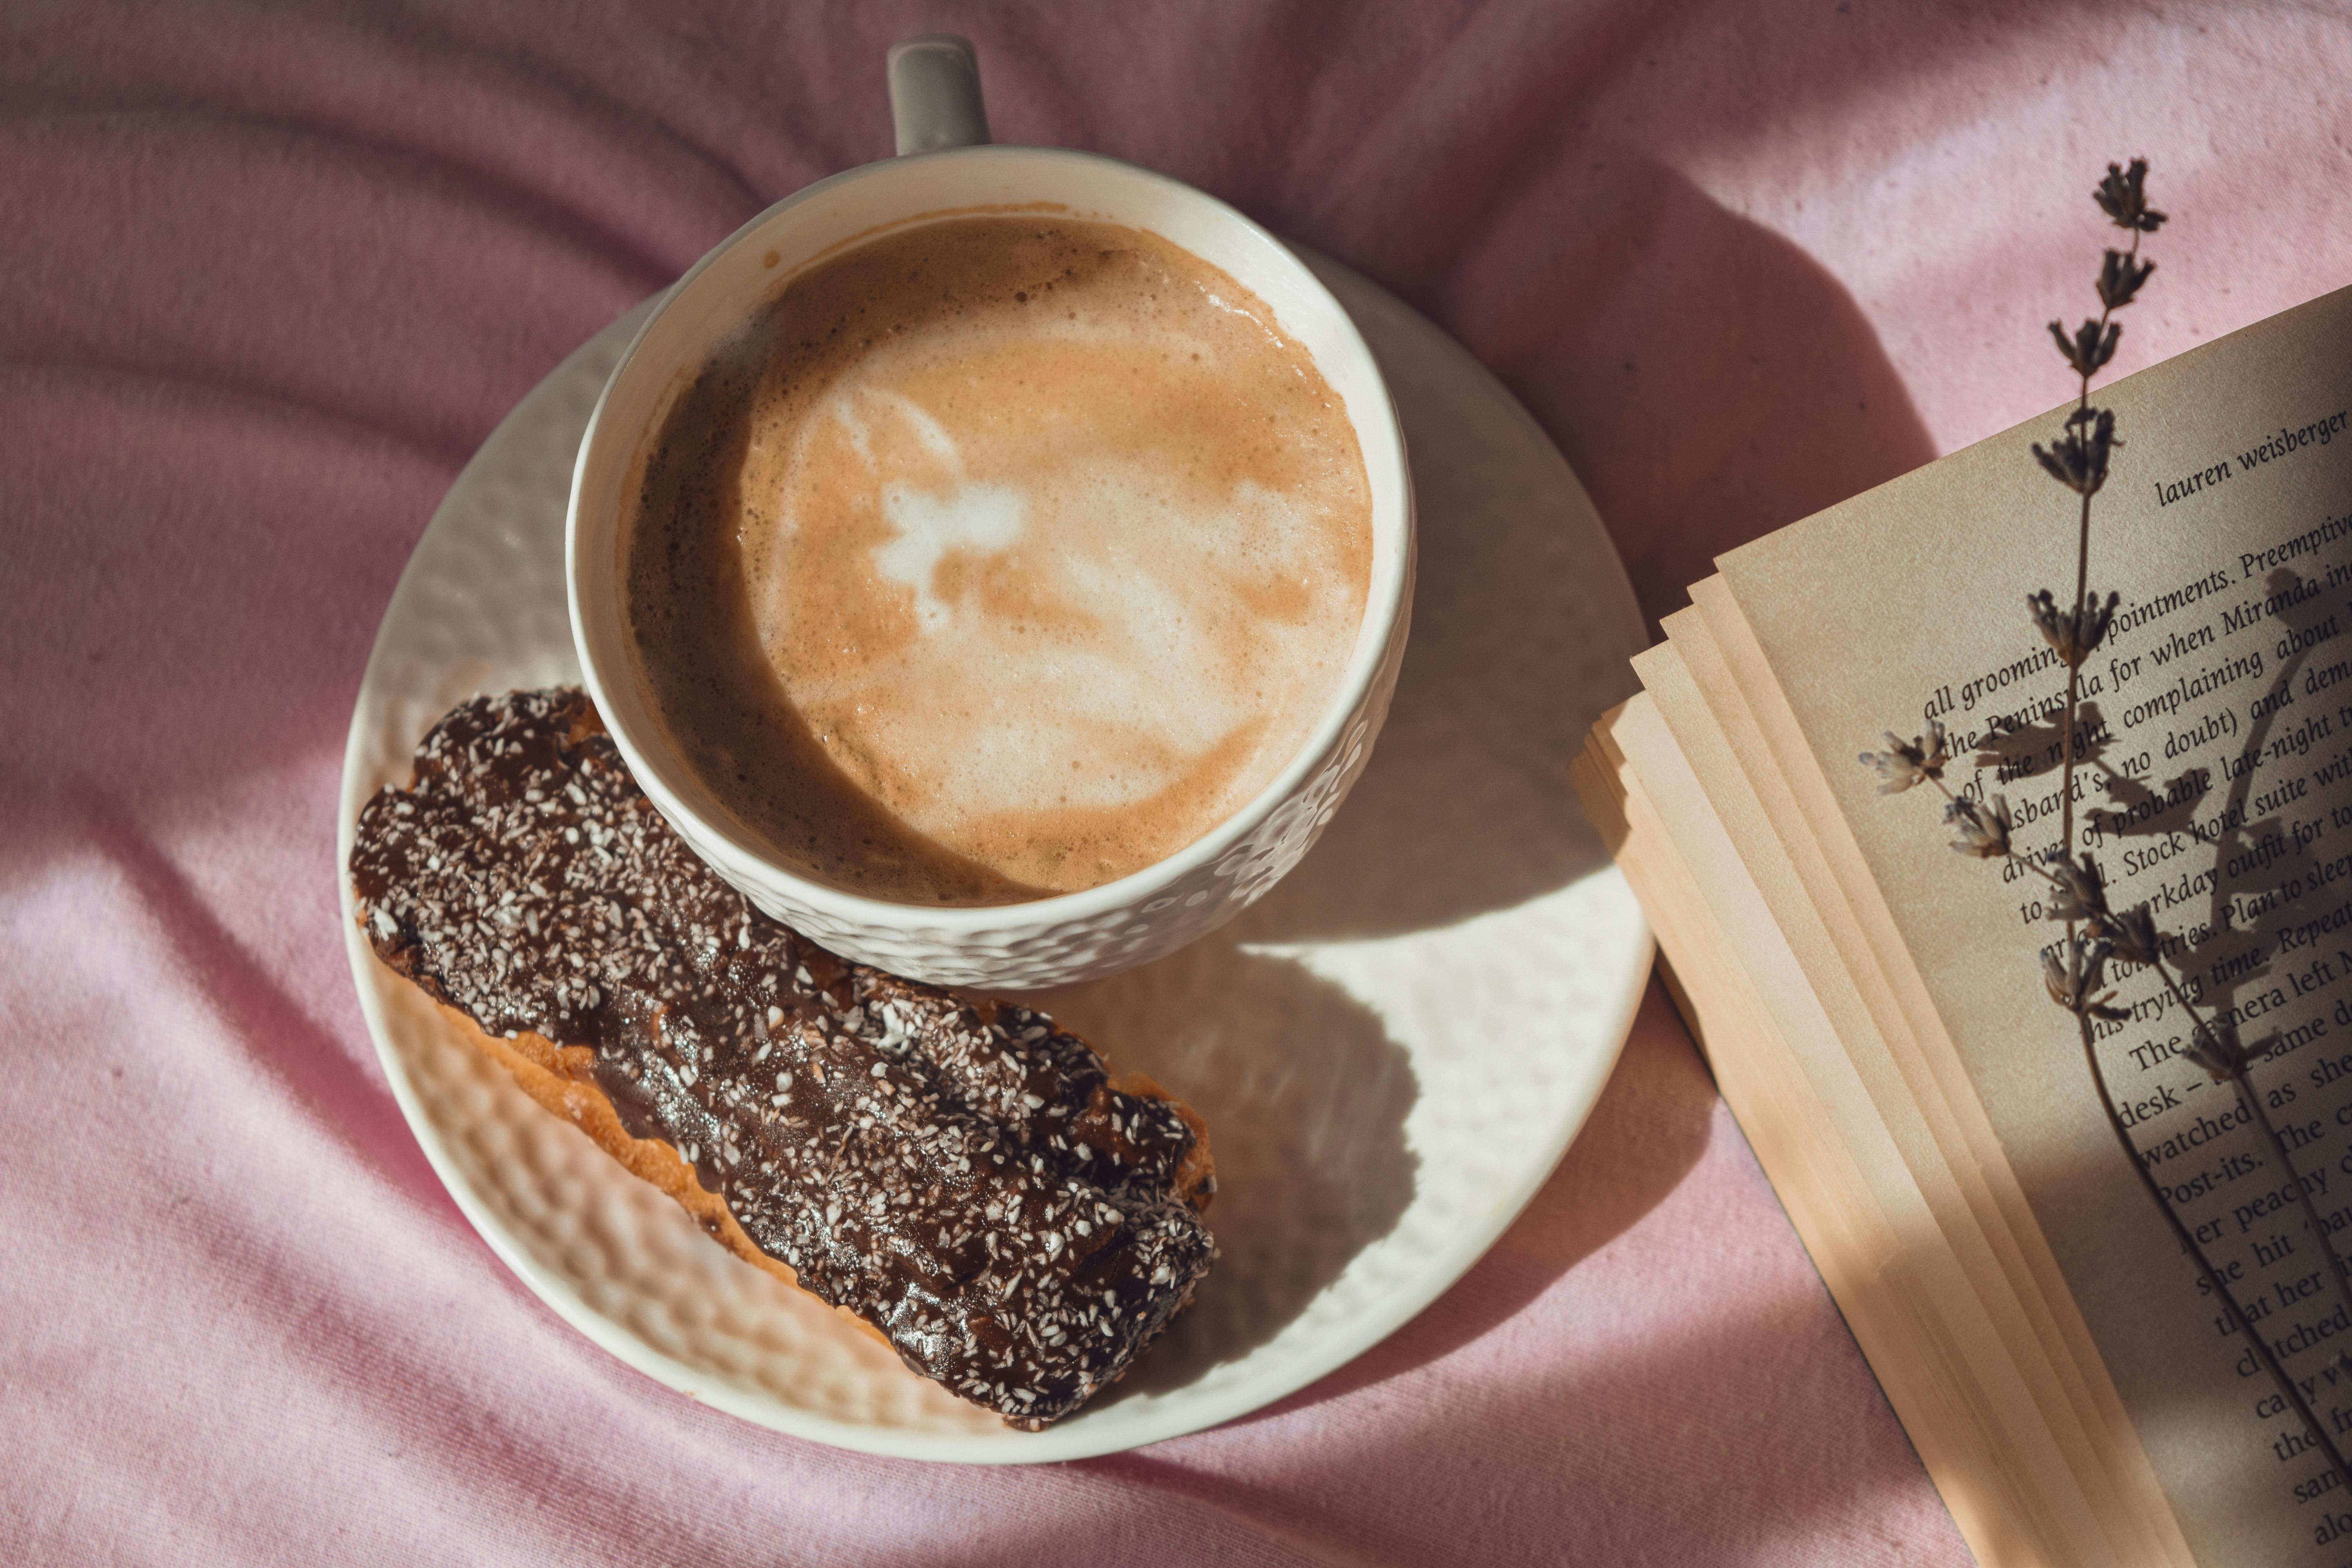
886,35,992,156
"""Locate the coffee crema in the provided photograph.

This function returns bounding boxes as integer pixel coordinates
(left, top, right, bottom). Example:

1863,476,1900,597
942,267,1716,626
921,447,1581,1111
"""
622,214,1374,906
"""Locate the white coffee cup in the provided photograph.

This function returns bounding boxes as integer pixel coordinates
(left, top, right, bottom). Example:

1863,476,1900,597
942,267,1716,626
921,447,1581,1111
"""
567,37,1415,988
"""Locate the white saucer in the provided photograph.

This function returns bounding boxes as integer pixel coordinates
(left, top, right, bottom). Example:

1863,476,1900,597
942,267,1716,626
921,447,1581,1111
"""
335,250,1652,1462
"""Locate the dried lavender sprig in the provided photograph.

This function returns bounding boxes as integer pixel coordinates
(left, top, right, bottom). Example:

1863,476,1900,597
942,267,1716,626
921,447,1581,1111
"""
1860,160,2352,1494
2038,163,2352,1491
2041,163,2352,1492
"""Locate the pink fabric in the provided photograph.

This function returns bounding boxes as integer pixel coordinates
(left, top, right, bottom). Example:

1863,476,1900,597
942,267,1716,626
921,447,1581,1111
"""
5,2,2343,1560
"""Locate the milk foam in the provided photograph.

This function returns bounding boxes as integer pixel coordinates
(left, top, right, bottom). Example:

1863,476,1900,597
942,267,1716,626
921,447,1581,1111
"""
624,214,1373,903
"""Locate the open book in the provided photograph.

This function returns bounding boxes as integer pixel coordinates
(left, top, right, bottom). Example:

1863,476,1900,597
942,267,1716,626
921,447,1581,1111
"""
1572,285,2352,1568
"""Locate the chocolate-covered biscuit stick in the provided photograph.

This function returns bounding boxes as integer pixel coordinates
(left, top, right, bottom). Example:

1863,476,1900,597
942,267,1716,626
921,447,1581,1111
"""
351,689,1215,1428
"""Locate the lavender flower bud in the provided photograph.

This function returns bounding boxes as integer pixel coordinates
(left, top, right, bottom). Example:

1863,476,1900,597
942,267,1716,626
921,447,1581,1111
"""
2181,1023,2245,1082
1944,794,2013,858
2093,158,2166,233
2030,408,2117,497
2049,318,2122,378
2044,851,2110,924
2042,935,2131,1020
2026,586,2122,665
2097,249,2155,310
1858,719,1949,794
2103,902,2161,967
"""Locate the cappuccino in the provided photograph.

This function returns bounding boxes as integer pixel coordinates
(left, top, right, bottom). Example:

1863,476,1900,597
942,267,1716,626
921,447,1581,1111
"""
623,214,1373,905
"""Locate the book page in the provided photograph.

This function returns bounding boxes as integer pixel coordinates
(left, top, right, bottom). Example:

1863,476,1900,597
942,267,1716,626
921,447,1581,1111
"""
1652,600,2190,1565
1718,285,2352,1568
1604,662,2154,1564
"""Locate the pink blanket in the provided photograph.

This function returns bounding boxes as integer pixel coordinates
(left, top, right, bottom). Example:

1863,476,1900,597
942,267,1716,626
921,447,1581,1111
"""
7,2,2342,1560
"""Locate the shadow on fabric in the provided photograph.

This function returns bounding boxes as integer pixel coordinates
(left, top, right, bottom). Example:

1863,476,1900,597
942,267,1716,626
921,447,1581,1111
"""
1447,156,1942,636
1255,980,1716,1413
78,785,459,1216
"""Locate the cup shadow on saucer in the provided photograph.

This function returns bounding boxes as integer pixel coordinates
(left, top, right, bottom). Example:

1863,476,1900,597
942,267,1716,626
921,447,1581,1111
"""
1025,260,1647,1398
1029,936,1419,1401
1250,252,1643,946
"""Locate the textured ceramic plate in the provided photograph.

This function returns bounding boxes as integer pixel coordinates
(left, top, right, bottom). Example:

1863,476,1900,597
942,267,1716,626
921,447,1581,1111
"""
336,251,1652,1462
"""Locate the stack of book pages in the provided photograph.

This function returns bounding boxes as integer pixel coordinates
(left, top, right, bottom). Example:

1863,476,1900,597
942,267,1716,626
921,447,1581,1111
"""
1574,288,2352,1568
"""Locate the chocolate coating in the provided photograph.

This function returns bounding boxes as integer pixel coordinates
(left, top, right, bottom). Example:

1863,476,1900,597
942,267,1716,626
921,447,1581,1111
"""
350,688,1215,1428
